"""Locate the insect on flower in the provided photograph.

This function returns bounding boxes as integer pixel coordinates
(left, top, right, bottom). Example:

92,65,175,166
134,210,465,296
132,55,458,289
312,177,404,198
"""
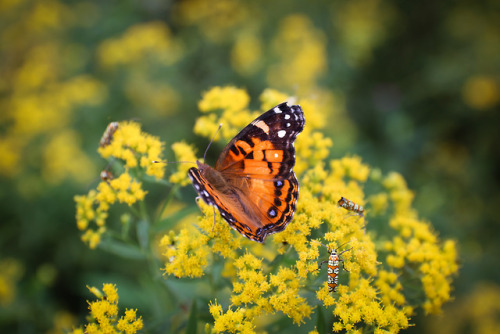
99,122,119,147
100,169,114,183
316,242,351,292
188,102,305,243
338,196,364,217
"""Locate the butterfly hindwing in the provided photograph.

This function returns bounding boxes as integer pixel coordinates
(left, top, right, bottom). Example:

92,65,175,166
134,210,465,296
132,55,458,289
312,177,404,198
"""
245,175,299,237
188,165,271,242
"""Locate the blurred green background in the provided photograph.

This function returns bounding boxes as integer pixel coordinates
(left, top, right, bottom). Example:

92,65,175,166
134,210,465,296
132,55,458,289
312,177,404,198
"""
1,0,499,332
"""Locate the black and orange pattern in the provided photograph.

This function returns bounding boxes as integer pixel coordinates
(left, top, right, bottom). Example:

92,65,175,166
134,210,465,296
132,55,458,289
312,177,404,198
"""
188,102,305,242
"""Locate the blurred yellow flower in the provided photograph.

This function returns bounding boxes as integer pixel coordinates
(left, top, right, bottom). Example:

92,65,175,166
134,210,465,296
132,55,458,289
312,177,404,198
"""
231,33,262,76
98,21,183,68
268,14,327,94
0,258,24,306
334,0,395,66
462,75,500,110
427,283,500,334
175,0,251,43
42,129,96,185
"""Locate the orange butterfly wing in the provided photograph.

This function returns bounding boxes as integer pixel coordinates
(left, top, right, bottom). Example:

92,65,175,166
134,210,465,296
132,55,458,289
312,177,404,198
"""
188,102,305,242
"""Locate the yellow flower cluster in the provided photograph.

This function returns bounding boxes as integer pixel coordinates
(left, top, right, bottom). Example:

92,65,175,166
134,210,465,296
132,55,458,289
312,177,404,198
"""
0,2,109,190
195,86,254,142
71,283,143,334
384,214,459,314
231,33,262,76
462,75,499,110
98,121,165,179
168,141,198,186
0,69,105,182
268,14,327,94
75,121,164,249
98,21,182,68
160,229,211,278
157,86,458,333
209,300,255,334
175,0,251,43
427,283,500,333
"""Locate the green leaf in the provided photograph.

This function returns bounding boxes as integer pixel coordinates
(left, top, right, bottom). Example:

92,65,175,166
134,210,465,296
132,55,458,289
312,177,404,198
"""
137,219,149,249
153,205,199,232
316,305,326,334
186,299,198,334
99,239,146,260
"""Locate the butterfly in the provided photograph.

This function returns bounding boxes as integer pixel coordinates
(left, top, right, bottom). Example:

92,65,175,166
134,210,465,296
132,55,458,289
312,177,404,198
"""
188,102,305,242
338,197,364,217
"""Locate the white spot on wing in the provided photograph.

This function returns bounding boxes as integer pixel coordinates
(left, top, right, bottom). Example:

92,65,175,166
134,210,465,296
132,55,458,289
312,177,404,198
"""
285,114,291,120
274,107,282,113
278,130,286,138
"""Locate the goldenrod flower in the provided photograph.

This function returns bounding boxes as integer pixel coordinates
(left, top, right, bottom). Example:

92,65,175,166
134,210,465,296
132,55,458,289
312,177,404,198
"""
71,283,143,334
169,141,198,186
98,121,165,179
75,121,163,249
98,21,182,68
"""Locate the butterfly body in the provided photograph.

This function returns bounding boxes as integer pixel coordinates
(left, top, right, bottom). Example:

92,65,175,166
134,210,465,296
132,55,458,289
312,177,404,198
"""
189,102,305,242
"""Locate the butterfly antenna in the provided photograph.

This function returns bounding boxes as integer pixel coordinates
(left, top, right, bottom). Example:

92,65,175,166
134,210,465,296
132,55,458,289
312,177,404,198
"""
152,160,195,164
203,123,223,163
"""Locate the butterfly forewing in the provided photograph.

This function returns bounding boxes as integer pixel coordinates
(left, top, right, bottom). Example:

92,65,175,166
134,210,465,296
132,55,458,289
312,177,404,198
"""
189,102,305,242
215,102,304,179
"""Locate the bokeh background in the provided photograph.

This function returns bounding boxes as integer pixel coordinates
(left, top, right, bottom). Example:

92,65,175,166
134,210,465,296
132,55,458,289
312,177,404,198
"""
1,0,499,332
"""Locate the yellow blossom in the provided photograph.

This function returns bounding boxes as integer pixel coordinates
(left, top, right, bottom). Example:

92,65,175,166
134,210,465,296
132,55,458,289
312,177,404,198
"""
98,121,165,179
0,258,24,306
268,15,327,94
169,141,198,186
72,283,143,334
98,21,182,68
462,75,499,110
175,0,251,43
231,33,262,76
160,228,211,278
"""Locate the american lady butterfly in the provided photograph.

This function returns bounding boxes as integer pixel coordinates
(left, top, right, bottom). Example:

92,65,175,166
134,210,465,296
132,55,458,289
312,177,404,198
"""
188,102,305,242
